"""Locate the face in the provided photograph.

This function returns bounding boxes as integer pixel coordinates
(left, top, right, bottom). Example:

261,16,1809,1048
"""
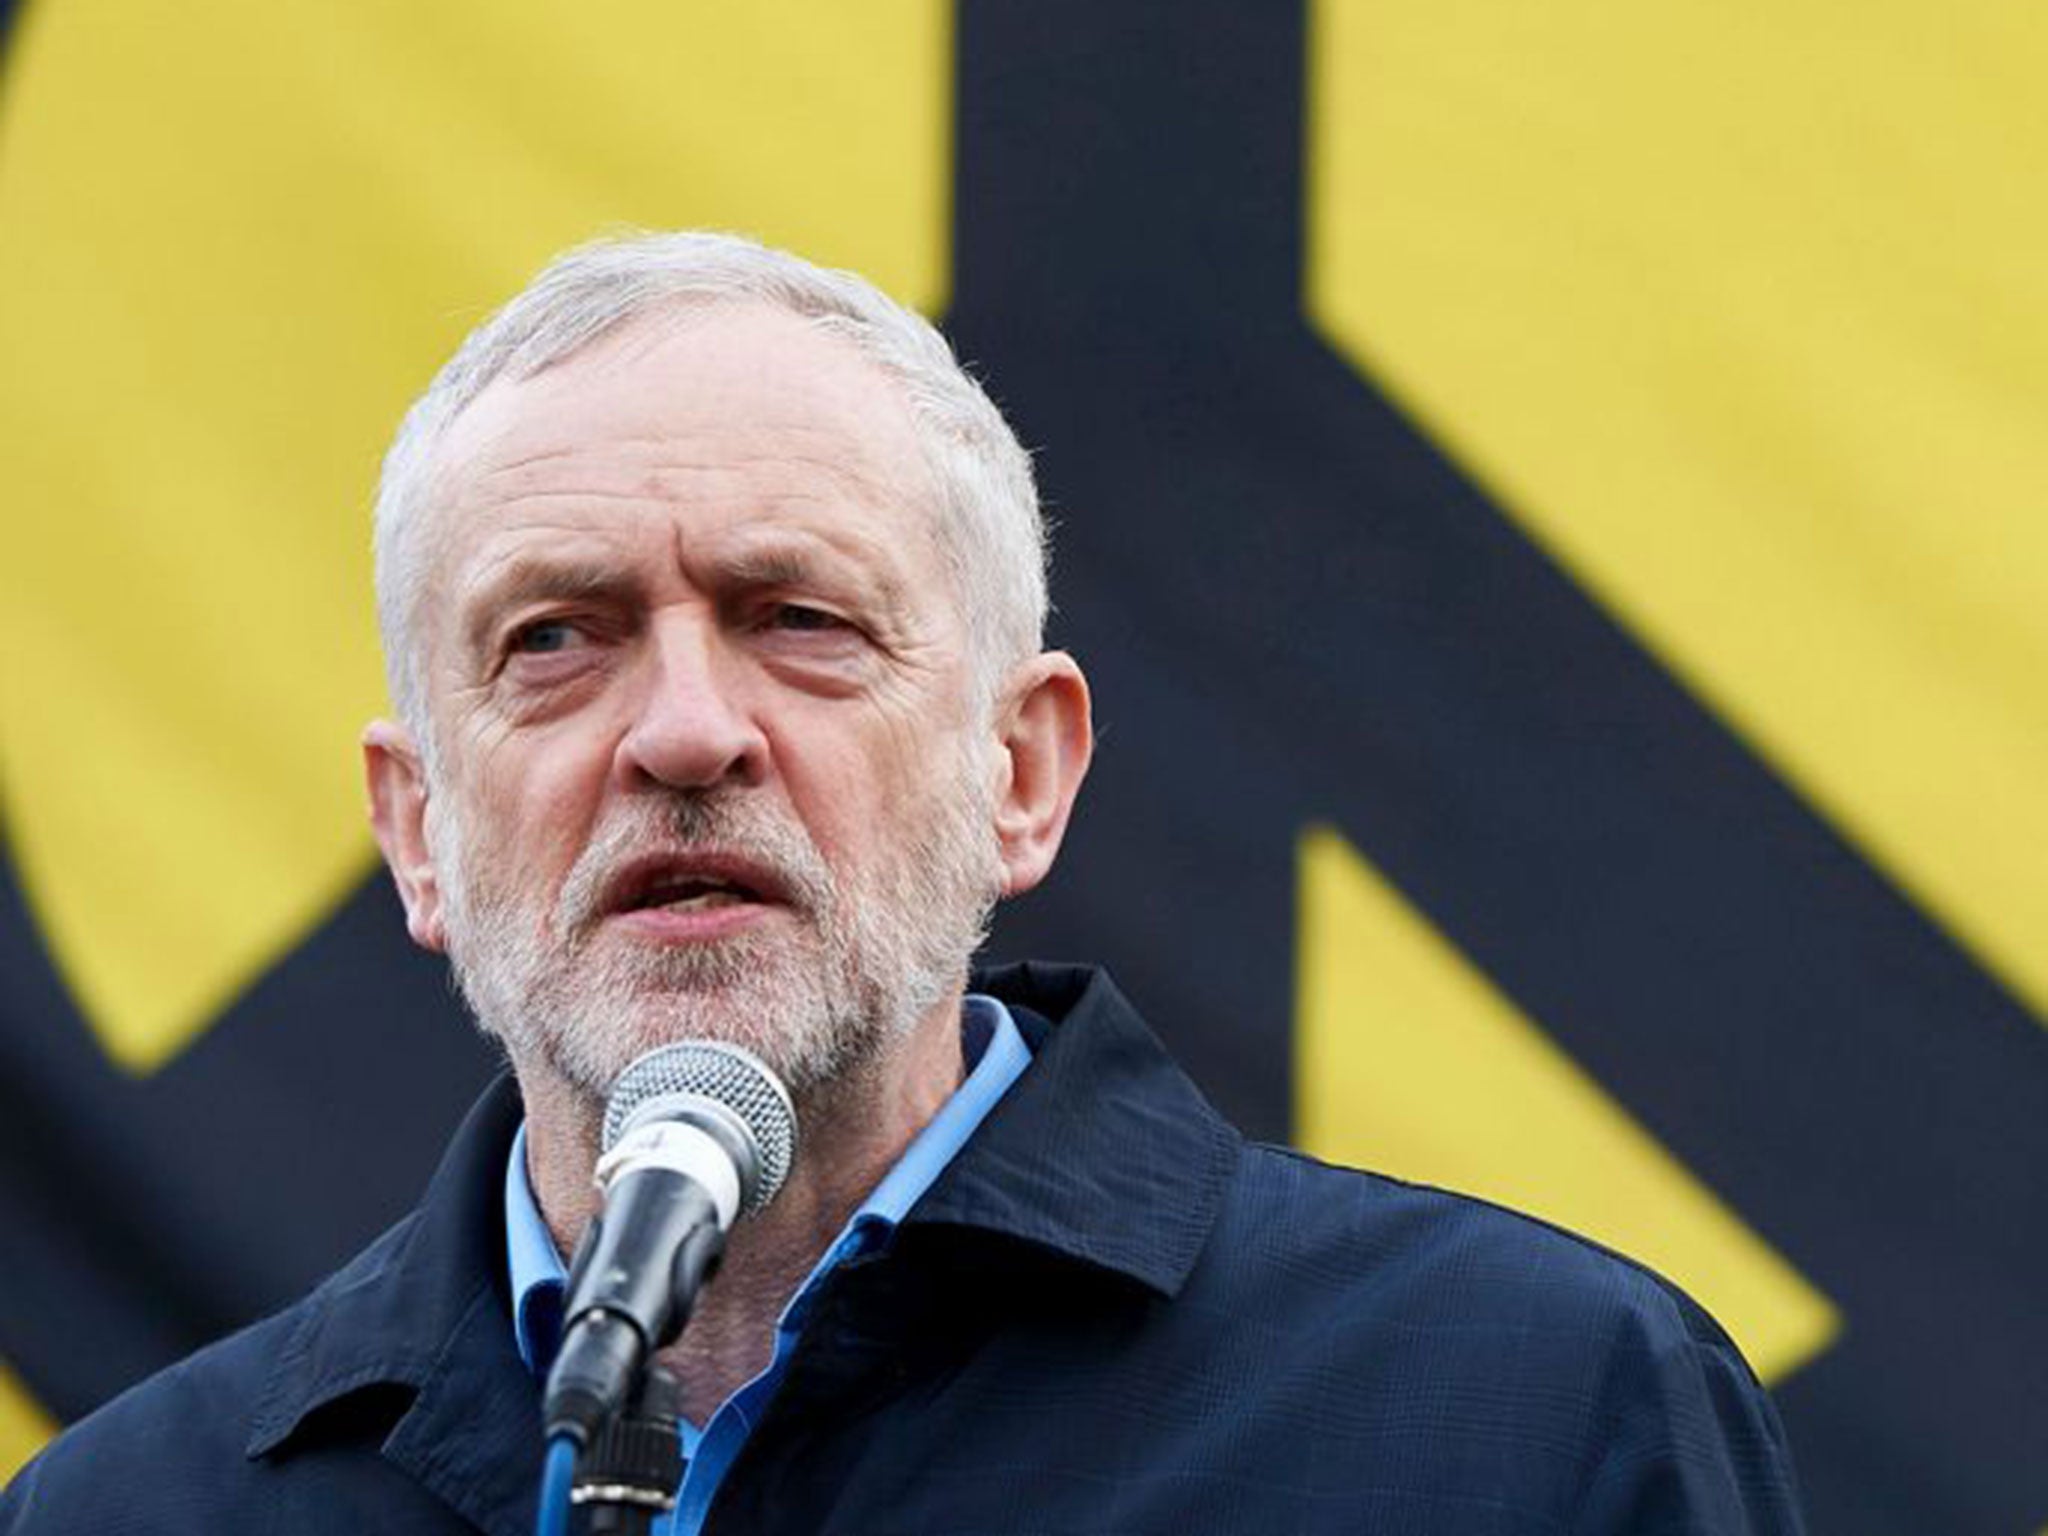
404,304,1004,1100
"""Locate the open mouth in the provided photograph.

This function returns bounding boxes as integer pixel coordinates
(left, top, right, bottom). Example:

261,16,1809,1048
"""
625,872,763,913
605,853,783,920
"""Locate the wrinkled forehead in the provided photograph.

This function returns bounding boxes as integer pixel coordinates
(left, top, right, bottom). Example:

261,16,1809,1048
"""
417,301,946,588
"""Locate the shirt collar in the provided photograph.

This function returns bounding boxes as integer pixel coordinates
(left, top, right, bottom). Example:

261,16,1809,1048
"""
505,994,1031,1375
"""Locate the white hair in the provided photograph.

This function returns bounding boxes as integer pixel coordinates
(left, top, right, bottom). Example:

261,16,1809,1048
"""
372,230,1048,743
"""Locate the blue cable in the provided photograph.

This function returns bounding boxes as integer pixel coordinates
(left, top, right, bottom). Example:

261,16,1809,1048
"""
536,1433,577,1536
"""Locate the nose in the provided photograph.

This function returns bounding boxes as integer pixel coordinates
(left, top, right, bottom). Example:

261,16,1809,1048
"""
613,611,769,792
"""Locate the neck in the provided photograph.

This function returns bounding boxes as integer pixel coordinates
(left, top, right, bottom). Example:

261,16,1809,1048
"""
519,995,967,1425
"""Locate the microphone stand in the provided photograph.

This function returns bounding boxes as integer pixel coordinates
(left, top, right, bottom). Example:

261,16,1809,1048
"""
569,1363,684,1535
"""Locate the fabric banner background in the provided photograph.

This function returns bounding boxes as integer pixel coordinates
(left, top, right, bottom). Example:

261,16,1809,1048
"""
2,5,2044,1531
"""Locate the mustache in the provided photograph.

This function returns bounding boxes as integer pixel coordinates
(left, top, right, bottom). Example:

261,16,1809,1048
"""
553,792,837,937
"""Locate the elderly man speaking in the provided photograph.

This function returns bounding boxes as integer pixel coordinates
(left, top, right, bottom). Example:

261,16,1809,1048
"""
0,234,1806,1535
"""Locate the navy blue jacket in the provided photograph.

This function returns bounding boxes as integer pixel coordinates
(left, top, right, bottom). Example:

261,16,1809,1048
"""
1,962,1805,1533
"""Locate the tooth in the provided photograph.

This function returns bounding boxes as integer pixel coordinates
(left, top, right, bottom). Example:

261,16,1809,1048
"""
668,891,739,911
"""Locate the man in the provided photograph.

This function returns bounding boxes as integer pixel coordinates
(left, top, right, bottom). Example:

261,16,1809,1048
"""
1,233,1805,1533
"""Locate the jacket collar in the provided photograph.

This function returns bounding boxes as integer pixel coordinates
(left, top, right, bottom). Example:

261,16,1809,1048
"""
920,961,1241,1298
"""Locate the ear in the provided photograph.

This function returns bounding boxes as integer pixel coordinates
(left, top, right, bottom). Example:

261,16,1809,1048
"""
363,719,448,952
989,652,1093,898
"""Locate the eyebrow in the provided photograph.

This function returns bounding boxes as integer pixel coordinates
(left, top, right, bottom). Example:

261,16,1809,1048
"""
722,547,814,589
719,538,914,619
458,555,640,659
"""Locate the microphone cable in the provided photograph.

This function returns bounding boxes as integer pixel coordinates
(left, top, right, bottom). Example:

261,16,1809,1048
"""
537,1434,576,1536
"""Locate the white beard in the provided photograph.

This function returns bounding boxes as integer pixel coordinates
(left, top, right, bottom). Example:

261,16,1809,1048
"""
428,759,1000,1103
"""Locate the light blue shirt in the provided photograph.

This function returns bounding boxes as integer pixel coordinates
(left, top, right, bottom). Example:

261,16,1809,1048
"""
505,995,1031,1534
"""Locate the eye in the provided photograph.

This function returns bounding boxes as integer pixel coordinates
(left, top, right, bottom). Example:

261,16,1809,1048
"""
766,603,848,633
495,617,604,683
510,618,586,654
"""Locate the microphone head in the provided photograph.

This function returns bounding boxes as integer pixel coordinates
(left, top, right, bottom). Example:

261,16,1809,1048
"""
601,1041,797,1216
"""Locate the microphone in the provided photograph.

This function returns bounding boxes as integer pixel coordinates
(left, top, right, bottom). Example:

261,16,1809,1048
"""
541,1041,798,1448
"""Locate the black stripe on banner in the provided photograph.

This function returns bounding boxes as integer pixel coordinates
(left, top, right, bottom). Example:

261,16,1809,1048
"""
951,6,2048,1533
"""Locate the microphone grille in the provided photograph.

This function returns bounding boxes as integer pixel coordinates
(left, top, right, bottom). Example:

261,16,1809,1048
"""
600,1041,797,1215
